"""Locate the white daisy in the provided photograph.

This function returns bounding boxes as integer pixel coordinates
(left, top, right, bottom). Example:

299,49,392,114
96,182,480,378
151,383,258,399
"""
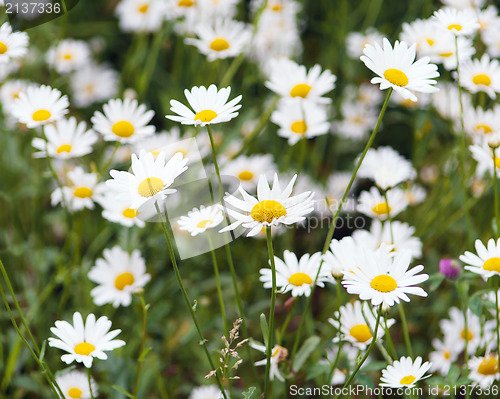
56,370,97,399
346,29,384,59
342,249,429,308
483,26,500,58
98,193,149,228
379,356,432,388
432,7,480,36
11,84,69,128
441,0,485,9
88,246,151,308
46,39,91,74
403,184,427,206
48,312,125,368
400,19,441,57
429,35,475,71
116,0,167,33
185,18,251,61
177,205,224,236
265,58,336,104
32,117,98,159
332,100,378,141
322,236,367,278
0,79,32,113
259,250,333,297
106,150,188,209
432,82,471,121
91,98,155,143
470,139,500,178
477,6,500,42
70,63,119,108
329,300,395,349
250,342,287,381
464,104,500,141
0,22,29,63
360,38,440,102
357,186,409,220
189,385,225,399
429,338,459,376
220,154,276,191
166,84,242,126
459,54,500,99
219,173,315,237
460,238,500,279
468,355,500,387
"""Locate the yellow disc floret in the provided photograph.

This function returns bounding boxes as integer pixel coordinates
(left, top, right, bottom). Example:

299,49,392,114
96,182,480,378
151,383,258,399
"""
290,83,312,98
68,388,83,398
372,203,391,215
370,275,397,293
400,375,416,385
73,187,93,198
57,144,73,154
291,120,307,135
0,42,7,54
472,74,492,86
32,109,52,122
115,272,135,290
478,356,499,375
138,177,164,197
74,342,95,356
250,200,286,223
238,170,254,181
122,208,138,218
210,38,230,52
288,272,312,286
349,324,373,343
112,121,135,138
194,110,217,123
483,257,500,273
383,68,409,87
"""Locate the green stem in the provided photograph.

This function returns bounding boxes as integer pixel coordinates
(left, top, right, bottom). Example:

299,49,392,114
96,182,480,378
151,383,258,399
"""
383,316,397,360
277,298,297,345
99,141,121,178
398,303,413,358
495,277,500,367
133,294,148,399
207,234,228,336
327,280,344,384
88,368,95,399
264,226,276,399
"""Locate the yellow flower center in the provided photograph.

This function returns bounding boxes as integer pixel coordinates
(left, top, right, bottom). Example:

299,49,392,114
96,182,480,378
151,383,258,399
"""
288,272,312,286
448,24,463,31
291,120,307,135
73,187,93,198
210,38,230,52
138,3,149,13
196,219,212,228
270,2,283,11
250,200,286,223
0,42,7,54
472,74,492,86
112,121,135,138
238,170,254,181
478,357,499,375
349,324,372,343
439,52,453,57
138,177,164,197
400,375,416,385
372,203,391,215
426,38,435,46
115,272,135,290
56,144,72,154
383,68,409,87
370,275,397,293
178,0,195,6
194,110,217,123
63,53,73,60
460,328,473,341
483,257,500,273
122,208,138,218
74,342,95,356
290,83,312,98
476,124,493,134
32,110,52,122
68,388,83,398
444,350,451,360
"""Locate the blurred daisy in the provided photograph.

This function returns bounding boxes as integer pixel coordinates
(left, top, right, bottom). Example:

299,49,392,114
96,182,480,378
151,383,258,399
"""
379,356,432,388
464,104,500,140
0,79,32,113
56,370,97,399
91,98,155,143
441,0,484,9
259,250,333,297
166,84,242,126
185,18,251,61
433,7,479,36
483,26,500,58
432,82,471,120
329,301,394,349
429,36,475,71
400,19,441,57
11,85,69,128
470,140,500,178
98,194,148,228
250,342,287,381
322,236,366,278
46,39,91,74
177,205,224,236
48,312,125,368
220,173,315,236
429,338,459,376
357,187,409,220
116,0,167,32
88,246,151,308
324,171,354,213
468,355,500,387
221,154,276,191
106,150,188,209
0,22,29,63
360,38,440,102
32,117,98,159
270,99,330,145
459,54,500,99
460,238,500,279
189,385,225,399
70,63,119,108
403,184,427,206
342,249,429,308
346,29,384,59
332,101,378,141
265,58,336,104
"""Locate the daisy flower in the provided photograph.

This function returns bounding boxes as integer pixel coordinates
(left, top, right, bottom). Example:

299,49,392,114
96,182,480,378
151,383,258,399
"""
70,63,119,108
189,385,225,399
468,355,500,387
11,85,69,128
432,7,480,36
346,29,384,59
459,54,500,99
259,250,333,297
185,18,251,61
91,98,155,143
322,236,367,278
400,19,441,57
483,26,500,58
106,150,189,209
98,193,149,228
265,58,336,104
342,249,429,309
379,356,432,388
429,35,475,71
88,246,151,308
0,22,29,64
116,0,167,32
46,39,91,74
460,238,500,279
360,38,440,102
403,184,427,206
220,173,315,237
48,312,125,368
220,154,276,191
429,338,459,376
250,342,287,381
32,117,98,159
470,139,500,178
464,104,500,140
0,79,32,113
270,99,330,145
329,301,395,349
332,100,378,141
166,84,242,126
357,186,409,220
432,82,471,121
177,205,224,236
56,370,97,399
441,0,484,9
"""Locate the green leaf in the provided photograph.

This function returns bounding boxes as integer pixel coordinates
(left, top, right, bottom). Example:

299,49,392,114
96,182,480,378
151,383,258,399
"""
260,313,269,347
356,372,375,388
242,386,256,399
39,340,47,362
427,273,444,291
468,295,483,317
139,347,152,362
112,385,135,399
446,364,461,385
292,336,320,372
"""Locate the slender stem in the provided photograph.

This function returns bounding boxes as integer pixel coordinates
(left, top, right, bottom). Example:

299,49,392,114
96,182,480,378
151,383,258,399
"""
87,368,95,399
383,316,397,360
206,125,224,202
493,148,500,234
264,226,276,399
495,277,500,366
327,280,344,384
291,88,393,359
154,202,228,399
133,294,148,399
277,298,297,345
398,303,413,358
99,141,121,178
207,234,228,336
383,190,394,243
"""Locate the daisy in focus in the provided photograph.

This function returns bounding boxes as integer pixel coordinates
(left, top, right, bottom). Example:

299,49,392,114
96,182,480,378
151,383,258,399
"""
0,22,29,63
166,84,242,126
460,238,500,279
56,370,98,399
259,250,333,297
177,205,224,236
360,38,440,102
48,312,125,368
46,39,91,74
379,356,432,388
220,173,315,236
